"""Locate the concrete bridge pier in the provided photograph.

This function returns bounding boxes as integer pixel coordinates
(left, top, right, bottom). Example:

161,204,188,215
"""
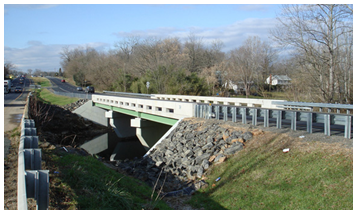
105,110,136,138
131,118,171,151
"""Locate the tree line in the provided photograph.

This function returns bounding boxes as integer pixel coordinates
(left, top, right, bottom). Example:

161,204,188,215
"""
59,4,352,104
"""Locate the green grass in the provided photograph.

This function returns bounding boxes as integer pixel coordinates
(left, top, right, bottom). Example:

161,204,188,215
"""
45,149,171,210
31,77,52,87
188,134,353,210
34,89,78,106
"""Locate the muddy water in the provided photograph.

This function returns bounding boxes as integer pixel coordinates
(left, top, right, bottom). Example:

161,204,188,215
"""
80,131,147,161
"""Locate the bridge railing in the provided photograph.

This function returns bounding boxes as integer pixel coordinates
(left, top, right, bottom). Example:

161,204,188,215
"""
195,104,353,139
92,94,196,119
272,101,353,114
152,94,286,109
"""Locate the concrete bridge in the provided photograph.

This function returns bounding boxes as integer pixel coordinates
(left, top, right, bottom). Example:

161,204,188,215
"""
72,92,352,152
73,93,286,150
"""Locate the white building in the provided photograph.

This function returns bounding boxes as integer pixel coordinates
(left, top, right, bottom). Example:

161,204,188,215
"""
266,75,291,85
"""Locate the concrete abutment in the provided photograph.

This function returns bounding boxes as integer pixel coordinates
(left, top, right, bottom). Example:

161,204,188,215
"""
105,110,136,138
74,101,173,151
131,118,171,151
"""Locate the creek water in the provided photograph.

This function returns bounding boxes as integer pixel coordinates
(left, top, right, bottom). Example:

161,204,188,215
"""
80,131,147,161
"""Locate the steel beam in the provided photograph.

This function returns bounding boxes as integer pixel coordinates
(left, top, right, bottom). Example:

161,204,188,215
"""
276,110,282,129
344,115,352,139
242,108,247,124
324,114,331,136
307,112,313,133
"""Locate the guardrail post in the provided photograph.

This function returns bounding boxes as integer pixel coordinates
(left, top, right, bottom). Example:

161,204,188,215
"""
232,107,237,123
26,170,49,210
21,128,37,136
223,106,228,121
252,109,257,126
22,119,35,128
24,149,42,170
208,105,212,119
202,105,206,119
276,110,282,129
24,136,39,149
199,105,203,118
307,112,313,133
205,105,209,119
344,115,352,139
324,114,331,136
264,109,269,127
291,111,297,131
242,107,247,124
215,105,220,120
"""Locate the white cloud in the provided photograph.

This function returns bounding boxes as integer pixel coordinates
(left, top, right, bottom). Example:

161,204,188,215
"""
5,17,279,72
4,41,110,72
114,17,278,52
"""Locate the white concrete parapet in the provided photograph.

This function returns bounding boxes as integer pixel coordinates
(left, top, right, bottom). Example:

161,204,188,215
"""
151,94,286,109
92,94,196,119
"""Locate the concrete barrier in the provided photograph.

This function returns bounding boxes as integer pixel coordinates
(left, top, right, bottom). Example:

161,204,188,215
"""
152,94,286,109
92,94,196,120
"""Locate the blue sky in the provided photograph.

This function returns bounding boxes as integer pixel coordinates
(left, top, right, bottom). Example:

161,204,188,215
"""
3,2,283,72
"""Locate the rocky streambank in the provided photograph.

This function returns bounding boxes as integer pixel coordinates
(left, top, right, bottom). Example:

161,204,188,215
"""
113,118,264,196
62,99,89,111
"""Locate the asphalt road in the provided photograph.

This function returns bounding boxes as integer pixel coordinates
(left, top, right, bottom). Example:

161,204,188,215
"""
46,77,87,93
4,77,32,158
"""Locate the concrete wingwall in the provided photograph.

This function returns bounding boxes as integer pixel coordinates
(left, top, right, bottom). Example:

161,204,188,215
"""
73,100,109,126
72,100,173,152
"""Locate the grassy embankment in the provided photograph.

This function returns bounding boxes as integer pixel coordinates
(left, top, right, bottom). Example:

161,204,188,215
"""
30,77,52,87
188,133,353,210
43,149,170,209
30,77,78,106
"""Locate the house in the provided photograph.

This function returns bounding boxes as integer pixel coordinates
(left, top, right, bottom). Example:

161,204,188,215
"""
266,75,291,85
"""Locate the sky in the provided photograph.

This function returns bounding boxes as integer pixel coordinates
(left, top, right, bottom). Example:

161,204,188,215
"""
2,1,307,72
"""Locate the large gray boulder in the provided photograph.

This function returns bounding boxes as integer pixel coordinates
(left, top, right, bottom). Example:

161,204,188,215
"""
224,143,244,155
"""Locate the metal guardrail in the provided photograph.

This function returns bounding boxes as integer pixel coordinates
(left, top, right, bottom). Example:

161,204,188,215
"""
272,101,353,114
195,104,353,139
18,93,49,210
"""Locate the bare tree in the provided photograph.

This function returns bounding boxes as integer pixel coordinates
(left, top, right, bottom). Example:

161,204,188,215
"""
272,4,353,103
228,36,274,97
27,69,33,77
4,62,14,79
184,32,205,74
